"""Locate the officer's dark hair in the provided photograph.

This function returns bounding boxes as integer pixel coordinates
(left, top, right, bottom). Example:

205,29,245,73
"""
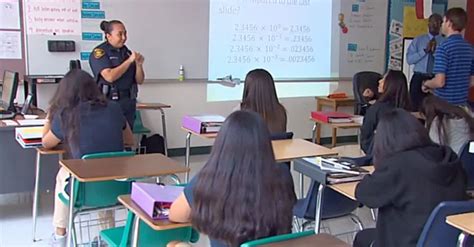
100,20,124,35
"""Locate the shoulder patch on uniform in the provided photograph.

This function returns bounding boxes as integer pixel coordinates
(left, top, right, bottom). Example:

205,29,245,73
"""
93,48,105,59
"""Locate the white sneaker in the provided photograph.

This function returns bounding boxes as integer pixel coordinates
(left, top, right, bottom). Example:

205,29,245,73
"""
50,233,67,247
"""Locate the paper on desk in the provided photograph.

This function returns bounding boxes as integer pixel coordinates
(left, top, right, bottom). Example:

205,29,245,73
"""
16,119,47,126
2,120,18,126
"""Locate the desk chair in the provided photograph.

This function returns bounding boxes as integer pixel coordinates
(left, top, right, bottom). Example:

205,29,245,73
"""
59,151,135,245
293,182,364,235
241,231,349,247
133,111,151,153
352,71,382,116
459,141,474,190
416,201,474,247
100,184,199,247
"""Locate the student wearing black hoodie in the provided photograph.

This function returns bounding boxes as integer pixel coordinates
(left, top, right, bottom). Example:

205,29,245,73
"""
354,109,467,247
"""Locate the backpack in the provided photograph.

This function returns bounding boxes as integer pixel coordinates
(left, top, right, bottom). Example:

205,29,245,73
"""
140,134,165,154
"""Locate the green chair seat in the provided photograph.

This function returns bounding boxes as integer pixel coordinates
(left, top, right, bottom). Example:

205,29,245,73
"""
100,226,125,247
241,231,314,247
133,111,151,134
100,211,200,247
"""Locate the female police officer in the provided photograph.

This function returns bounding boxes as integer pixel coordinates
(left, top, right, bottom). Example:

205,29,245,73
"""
89,20,145,128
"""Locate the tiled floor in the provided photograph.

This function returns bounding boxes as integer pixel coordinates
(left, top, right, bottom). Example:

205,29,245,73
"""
0,145,375,246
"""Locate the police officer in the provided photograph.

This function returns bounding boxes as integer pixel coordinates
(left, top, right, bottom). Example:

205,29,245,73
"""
89,20,145,128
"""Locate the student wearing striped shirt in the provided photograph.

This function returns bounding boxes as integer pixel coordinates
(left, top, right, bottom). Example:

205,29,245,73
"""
423,8,474,106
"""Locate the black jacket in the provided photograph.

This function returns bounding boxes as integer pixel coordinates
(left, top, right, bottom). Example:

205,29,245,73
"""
355,145,467,247
360,101,396,154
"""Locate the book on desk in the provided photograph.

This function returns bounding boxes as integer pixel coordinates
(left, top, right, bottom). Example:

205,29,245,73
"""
303,157,369,184
182,114,225,134
311,111,354,123
15,126,43,148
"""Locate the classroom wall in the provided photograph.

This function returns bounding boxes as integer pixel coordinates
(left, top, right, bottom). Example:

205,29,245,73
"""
465,0,474,45
31,81,355,149
447,0,467,9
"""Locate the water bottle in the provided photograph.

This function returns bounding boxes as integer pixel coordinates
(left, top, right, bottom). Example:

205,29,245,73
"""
178,65,185,81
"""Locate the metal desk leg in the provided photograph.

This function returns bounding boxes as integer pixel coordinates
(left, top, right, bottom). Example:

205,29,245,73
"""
311,122,317,143
132,215,140,247
67,177,75,247
299,173,304,199
314,183,324,234
357,129,361,147
457,232,468,247
32,151,41,242
184,132,192,183
158,108,168,156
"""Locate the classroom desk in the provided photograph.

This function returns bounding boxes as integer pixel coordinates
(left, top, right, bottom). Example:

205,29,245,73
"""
118,195,192,247
136,102,171,156
315,96,356,147
182,127,338,197
310,117,362,147
0,124,58,194
260,233,350,247
327,166,374,200
32,147,65,242
59,153,189,247
294,157,373,234
446,212,474,247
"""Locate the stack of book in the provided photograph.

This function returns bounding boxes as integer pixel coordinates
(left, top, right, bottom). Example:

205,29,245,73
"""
15,126,43,148
303,156,369,184
182,115,225,134
311,111,353,123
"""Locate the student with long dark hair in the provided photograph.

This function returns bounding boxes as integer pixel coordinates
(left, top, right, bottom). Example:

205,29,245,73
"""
169,111,296,247
354,109,467,247
42,69,134,246
420,95,474,154
238,69,287,134
360,70,412,154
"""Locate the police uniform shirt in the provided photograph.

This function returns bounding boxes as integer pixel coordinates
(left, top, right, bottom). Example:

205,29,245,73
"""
89,42,137,91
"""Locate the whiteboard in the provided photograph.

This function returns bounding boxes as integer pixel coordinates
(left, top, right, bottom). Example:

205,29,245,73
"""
337,0,388,77
24,0,388,79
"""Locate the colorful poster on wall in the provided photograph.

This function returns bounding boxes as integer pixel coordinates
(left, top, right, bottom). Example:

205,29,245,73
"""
24,0,81,35
388,20,403,70
403,6,428,38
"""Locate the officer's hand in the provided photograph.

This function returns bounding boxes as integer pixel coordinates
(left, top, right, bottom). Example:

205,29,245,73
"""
128,51,137,63
136,53,145,65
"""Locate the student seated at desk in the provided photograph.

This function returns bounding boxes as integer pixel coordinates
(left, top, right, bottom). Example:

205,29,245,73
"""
235,69,287,134
354,109,467,247
42,70,134,246
360,70,412,155
168,111,296,247
420,95,474,155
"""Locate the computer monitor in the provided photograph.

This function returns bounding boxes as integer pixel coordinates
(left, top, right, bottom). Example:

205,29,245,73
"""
1,70,19,112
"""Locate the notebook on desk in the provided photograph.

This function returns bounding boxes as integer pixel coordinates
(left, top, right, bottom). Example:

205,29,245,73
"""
303,156,369,184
